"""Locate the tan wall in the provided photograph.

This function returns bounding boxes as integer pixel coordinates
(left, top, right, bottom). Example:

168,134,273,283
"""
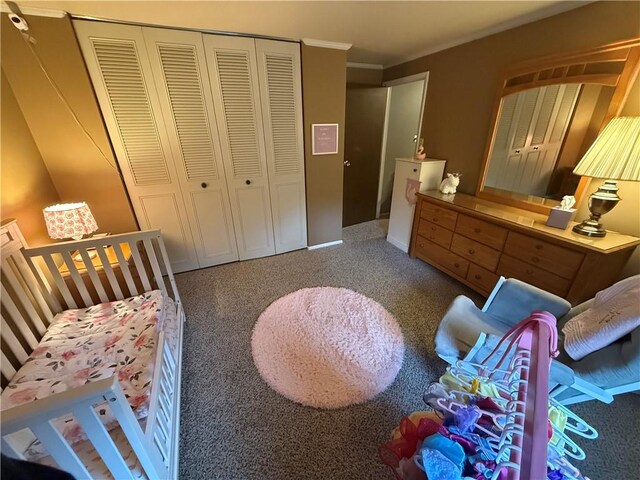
1,71,60,246
576,74,640,279
1,14,137,234
383,1,640,196
347,67,383,86
301,45,347,246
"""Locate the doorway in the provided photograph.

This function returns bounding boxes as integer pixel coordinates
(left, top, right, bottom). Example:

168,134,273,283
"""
343,87,388,227
377,74,428,218
342,72,428,227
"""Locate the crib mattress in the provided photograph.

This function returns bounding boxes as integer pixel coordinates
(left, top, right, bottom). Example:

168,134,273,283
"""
1,290,176,459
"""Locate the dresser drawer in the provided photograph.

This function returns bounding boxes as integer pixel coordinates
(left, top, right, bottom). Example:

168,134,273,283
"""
467,264,500,294
450,233,501,271
455,214,508,250
420,202,458,231
503,231,584,280
415,235,469,278
497,254,571,297
417,219,453,249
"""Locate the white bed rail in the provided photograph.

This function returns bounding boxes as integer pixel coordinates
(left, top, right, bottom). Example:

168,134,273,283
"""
1,375,164,479
22,229,181,311
0,222,184,479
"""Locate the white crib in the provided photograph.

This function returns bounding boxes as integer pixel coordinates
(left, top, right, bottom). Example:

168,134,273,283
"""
0,220,184,479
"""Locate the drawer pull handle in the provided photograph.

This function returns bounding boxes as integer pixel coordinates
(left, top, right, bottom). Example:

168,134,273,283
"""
474,228,481,234
474,274,481,280
431,227,436,231
531,256,540,264
454,263,460,268
419,243,424,248
535,244,543,250
468,249,475,255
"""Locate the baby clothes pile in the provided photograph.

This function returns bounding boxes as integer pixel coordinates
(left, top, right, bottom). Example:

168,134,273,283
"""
379,367,595,480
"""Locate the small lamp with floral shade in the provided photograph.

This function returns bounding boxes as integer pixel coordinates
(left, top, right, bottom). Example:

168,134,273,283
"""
43,202,98,259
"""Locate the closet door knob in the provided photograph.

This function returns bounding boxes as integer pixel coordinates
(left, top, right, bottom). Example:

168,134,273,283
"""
201,182,208,189
413,168,418,172
245,179,252,185
468,249,475,255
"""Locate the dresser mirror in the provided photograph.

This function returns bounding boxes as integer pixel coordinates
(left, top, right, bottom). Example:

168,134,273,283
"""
477,38,640,214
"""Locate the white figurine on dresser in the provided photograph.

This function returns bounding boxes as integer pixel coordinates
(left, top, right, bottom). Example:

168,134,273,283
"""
387,158,446,253
439,173,461,194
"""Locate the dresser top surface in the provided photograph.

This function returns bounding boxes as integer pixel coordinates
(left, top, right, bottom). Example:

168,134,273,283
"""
418,191,640,254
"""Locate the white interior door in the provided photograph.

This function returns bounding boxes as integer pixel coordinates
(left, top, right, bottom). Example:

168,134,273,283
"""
74,21,199,273
142,27,239,267
255,39,307,253
204,35,276,260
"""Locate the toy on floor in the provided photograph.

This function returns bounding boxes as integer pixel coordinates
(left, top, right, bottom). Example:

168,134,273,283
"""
380,313,597,480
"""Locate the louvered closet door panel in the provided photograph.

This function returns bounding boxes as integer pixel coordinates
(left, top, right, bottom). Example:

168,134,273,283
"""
256,40,307,253
204,35,275,260
142,28,239,267
74,21,199,273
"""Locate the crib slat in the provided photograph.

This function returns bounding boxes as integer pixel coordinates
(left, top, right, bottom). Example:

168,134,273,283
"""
74,405,135,480
77,249,109,303
30,421,92,480
22,254,63,313
129,242,152,292
153,429,169,464
156,235,180,304
1,284,38,349
1,262,47,335
107,381,164,478
12,252,55,324
95,247,124,300
111,243,138,297
1,314,28,364
60,251,93,307
1,351,17,380
143,239,167,296
42,254,77,309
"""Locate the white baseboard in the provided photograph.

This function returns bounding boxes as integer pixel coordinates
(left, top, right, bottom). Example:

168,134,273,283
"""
386,235,408,253
307,240,343,250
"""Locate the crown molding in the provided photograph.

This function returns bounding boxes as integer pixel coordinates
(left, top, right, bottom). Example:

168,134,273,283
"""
347,62,383,70
0,3,66,18
302,38,352,50
384,1,592,69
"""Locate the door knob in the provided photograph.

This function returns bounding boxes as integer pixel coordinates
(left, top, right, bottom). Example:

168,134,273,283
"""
245,179,252,185
343,160,351,167
201,182,208,189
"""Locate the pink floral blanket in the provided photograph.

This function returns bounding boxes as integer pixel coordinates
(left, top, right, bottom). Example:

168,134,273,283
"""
1,290,176,458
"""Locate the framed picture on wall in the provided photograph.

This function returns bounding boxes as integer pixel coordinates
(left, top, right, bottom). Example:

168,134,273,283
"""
312,123,339,155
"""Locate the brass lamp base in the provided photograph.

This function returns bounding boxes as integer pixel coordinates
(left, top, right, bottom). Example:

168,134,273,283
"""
572,180,620,238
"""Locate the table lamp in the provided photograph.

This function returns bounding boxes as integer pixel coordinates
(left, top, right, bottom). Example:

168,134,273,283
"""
43,202,98,259
572,116,640,237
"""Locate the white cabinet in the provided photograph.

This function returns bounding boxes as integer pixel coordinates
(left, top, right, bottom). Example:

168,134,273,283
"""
387,158,445,253
74,21,306,272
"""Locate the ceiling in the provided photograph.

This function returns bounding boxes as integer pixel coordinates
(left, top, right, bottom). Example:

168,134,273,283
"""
11,1,589,67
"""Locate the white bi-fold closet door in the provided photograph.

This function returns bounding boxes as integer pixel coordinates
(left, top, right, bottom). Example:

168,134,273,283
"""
74,21,306,272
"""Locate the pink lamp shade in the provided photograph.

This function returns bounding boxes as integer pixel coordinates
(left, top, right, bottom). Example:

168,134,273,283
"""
43,202,98,240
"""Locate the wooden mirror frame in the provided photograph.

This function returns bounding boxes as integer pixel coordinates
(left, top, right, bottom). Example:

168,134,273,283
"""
476,38,640,214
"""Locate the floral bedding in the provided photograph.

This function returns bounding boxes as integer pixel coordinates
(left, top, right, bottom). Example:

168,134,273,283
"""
1,290,177,458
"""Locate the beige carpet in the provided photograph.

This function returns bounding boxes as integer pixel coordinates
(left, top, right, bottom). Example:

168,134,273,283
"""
176,219,640,479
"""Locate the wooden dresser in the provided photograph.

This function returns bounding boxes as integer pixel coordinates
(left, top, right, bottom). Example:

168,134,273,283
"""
409,191,640,305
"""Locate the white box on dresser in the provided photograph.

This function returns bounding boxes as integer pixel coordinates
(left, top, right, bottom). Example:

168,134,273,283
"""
387,158,446,252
